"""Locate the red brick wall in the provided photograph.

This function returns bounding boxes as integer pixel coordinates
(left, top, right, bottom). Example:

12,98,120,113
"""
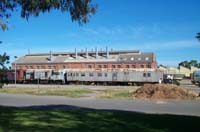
13,61,157,70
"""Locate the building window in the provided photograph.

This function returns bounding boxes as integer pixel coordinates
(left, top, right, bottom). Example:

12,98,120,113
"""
104,65,107,68
88,65,92,68
124,72,129,75
48,66,51,69
98,65,102,68
148,73,151,77
98,73,102,77
112,65,115,68
141,65,144,68
143,73,146,77
45,72,48,77
81,73,85,76
145,57,149,61
89,73,94,77
126,65,129,68
119,58,123,61
147,64,151,68
63,65,66,69
123,58,127,61
138,58,141,61
130,57,134,61
37,66,40,69
105,73,107,77
76,73,79,76
117,65,121,68
132,65,136,68
73,73,76,76
30,66,33,69
53,66,56,69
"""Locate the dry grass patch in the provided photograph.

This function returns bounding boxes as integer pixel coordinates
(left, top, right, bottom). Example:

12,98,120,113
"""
0,87,92,98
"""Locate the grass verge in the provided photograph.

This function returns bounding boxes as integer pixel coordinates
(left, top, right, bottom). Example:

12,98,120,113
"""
0,106,199,132
98,88,136,99
0,88,92,98
0,87,137,99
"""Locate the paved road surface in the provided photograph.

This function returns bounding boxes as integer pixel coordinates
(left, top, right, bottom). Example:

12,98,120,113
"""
0,93,200,117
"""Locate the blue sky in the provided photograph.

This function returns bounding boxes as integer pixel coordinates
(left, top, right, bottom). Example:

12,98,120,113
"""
1,0,200,66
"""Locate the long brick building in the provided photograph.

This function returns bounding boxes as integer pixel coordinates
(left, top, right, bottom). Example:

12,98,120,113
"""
12,49,158,70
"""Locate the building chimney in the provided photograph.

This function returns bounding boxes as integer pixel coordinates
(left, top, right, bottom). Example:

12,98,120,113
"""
75,48,77,59
95,47,98,58
106,47,109,58
49,51,52,62
86,48,88,59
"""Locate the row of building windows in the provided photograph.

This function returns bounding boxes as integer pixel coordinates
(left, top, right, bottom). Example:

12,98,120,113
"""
68,72,152,77
16,64,152,69
68,72,108,77
88,64,151,69
119,57,149,61
16,65,57,69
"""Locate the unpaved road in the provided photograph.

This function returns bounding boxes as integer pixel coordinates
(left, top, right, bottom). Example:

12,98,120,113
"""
179,79,200,94
0,93,200,117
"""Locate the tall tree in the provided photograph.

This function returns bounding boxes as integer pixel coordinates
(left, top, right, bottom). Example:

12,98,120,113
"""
0,52,10,88
0,0,97,30
196,32,200,41
179,60,200,69
0,52,10,69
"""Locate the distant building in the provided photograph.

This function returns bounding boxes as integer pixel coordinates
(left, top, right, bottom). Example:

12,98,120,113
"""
12,49,158,71
158,65,200,78
179,66,191,77
191,66,199,73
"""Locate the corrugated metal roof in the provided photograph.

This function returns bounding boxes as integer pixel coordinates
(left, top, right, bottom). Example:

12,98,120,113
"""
26,50,140,56
14,51,154,64
118,52,154,63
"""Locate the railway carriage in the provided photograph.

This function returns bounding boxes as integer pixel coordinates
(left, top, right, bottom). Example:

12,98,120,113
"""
65,69,163,85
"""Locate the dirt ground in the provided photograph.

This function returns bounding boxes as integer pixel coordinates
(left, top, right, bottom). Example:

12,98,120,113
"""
3,83,200,100
133,84,199,100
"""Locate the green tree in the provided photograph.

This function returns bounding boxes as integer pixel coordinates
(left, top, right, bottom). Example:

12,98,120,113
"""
179,60,200,69
196,32,200,41
0,52,10,88
0,0,97,30
159,64,167,68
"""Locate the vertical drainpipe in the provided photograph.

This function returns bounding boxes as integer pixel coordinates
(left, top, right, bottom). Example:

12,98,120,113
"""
106,47,109,58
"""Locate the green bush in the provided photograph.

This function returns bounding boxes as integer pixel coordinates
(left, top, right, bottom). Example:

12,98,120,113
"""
0,83,4,88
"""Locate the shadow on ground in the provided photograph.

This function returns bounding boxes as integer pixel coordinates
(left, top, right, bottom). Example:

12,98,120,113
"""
0,105,200,132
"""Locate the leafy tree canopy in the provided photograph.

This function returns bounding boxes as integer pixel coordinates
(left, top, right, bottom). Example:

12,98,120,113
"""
159,64,167,68
196,32,200,41
0,52,10,87
0,0,97,30
0,52,9,70
178,60,200,69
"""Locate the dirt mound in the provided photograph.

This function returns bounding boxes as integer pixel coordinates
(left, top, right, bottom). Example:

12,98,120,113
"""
133,84,198,100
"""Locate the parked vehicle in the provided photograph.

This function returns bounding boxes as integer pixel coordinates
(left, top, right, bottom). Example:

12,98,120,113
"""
191,70,200,87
